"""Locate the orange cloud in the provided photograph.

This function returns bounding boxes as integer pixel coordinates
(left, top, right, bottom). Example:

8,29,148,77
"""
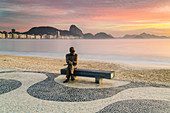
1,0,170,36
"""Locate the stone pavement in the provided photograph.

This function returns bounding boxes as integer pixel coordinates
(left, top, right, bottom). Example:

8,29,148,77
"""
0,68,170,113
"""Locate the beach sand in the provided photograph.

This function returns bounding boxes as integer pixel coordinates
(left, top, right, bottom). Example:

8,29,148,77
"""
0,54,170,86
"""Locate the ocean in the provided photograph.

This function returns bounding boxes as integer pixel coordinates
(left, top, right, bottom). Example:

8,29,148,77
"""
0,39,170,66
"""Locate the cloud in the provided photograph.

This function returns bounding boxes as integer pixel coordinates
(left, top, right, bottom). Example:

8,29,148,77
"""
3,0,170,10
0,0,170,36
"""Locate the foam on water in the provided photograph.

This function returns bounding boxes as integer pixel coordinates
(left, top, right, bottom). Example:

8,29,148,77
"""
0,51,170,67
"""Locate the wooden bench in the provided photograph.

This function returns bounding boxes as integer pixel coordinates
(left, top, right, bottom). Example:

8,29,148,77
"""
60,68,115,84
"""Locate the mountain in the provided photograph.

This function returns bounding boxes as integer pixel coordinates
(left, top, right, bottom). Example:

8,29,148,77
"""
69,25,83,36
25,26,59,35
24,26,81,36
83,33,94,39
24,25,114,39
82,32,114,39
94,32,114,39
123,33,169,39
23,26,170,39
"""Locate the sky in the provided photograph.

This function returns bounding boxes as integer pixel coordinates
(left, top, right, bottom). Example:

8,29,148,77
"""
0,0,170,37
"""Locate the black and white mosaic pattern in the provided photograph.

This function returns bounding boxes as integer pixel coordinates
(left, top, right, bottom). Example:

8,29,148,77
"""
0,70,169,102
0,79,22,95
0,70,170,112
97,99,170,113
27,73,169,102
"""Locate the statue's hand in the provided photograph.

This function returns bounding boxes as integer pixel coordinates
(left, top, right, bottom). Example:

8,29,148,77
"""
68,60,73,65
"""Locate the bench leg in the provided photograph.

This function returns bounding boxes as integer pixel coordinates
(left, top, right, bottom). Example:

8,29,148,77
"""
95,78,103,84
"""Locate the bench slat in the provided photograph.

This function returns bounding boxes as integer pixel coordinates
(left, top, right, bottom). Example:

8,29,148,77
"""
60,68,115,79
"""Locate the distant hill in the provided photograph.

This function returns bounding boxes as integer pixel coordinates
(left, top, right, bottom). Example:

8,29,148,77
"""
83,32,114,39
83,33,94,39
25,26,59,35
24,25,82,36
122,33,170,39
24,25,114,39
69,25,83,36
94,32,114,39
23,26,170,39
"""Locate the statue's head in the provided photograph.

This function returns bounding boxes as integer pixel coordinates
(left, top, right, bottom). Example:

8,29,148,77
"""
69,47,75,53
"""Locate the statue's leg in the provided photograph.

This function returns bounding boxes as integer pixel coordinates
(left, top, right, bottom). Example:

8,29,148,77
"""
63,67,71,83
70,65,75,81
73,66,78,79
66,68,70,79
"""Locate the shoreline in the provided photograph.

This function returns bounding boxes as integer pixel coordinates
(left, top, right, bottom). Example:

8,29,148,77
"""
0,51,170,67
0,54,170,86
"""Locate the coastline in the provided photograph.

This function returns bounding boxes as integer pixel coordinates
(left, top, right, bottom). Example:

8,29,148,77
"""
0,54,170,86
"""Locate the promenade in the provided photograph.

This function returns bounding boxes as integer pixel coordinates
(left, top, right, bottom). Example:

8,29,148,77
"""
0,68,170,112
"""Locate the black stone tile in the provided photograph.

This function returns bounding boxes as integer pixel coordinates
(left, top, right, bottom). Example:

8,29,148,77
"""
0,79,22,95
97,99,170,113
1,70,170,102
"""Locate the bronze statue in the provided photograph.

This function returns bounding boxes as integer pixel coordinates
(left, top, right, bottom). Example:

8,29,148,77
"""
63,47,78,83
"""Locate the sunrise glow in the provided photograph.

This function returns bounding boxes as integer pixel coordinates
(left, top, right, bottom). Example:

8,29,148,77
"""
0,0,170,36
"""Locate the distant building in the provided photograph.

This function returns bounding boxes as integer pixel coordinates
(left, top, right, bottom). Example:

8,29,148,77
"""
13,34,18,39
2,34,5,38
35,35,41,39
54,35,58,39
31,35,35,39
19,34,27,39
42,34,47,39
7,33,18,39
6,33,8,38
3,31,8,38
0,33,6,39
50,35,53,39
0,32,2,38
46,35,54,39
8,33,13,39
26,34,28,39
0,29,80,39
59,35,65,39
27,34,34,39
52,35,57,39
56,31,60,38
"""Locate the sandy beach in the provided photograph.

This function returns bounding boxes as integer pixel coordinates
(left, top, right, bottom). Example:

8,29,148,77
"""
0,54,170,86
0,54,170,112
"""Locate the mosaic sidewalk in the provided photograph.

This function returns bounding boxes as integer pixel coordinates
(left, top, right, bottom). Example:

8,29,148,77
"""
0,68,170,113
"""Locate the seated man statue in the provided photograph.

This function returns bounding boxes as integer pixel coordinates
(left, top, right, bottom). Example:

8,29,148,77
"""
63,47,78,83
